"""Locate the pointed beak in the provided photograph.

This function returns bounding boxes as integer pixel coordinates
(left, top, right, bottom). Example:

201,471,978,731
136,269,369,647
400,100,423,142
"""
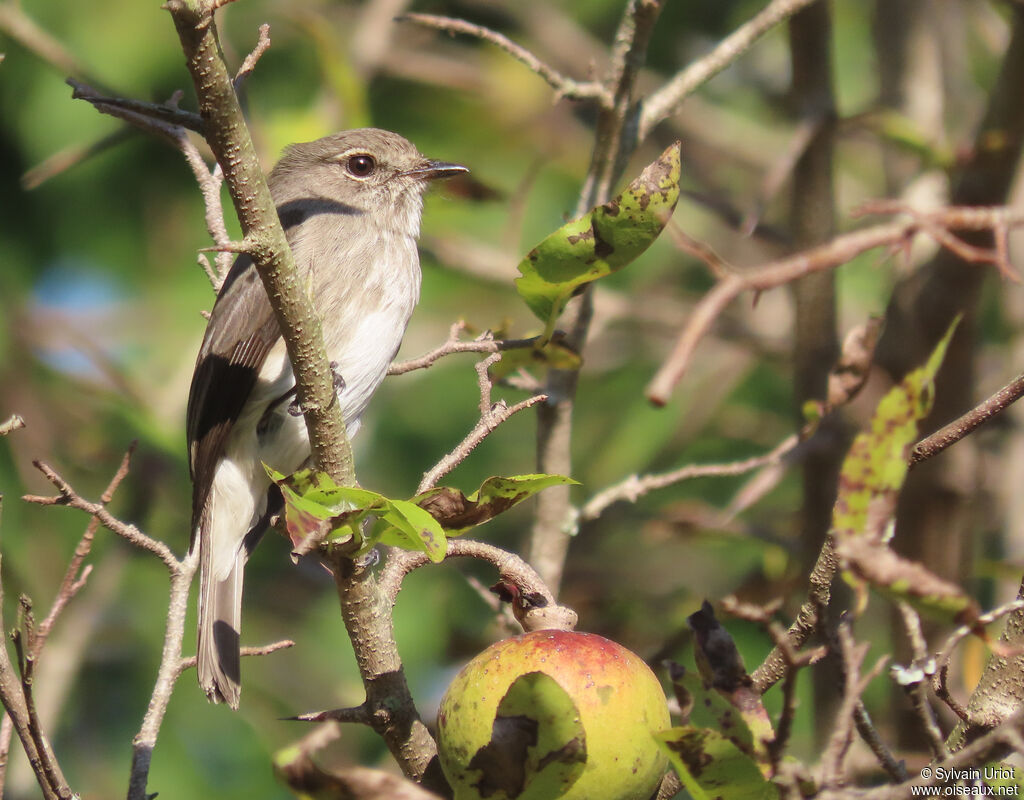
405,160,470,181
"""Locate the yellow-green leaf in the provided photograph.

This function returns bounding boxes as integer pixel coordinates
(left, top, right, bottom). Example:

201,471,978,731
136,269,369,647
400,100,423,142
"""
515,142,681,340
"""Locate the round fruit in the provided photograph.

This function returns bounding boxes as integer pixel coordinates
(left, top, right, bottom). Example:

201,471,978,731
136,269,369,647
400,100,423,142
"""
437,630,670,800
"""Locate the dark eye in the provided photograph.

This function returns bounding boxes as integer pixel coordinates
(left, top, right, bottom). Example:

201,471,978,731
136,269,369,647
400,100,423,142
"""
346,154,376,177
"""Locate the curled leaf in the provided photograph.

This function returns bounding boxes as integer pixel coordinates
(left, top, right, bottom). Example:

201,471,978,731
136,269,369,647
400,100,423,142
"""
417,474,578,535
515,142,682,340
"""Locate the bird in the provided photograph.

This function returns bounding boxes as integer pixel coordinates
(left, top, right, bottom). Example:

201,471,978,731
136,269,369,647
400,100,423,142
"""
186,128,467,708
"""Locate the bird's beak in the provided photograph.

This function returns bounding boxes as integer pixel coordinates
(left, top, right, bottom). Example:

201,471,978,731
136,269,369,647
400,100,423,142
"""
405,160,470,181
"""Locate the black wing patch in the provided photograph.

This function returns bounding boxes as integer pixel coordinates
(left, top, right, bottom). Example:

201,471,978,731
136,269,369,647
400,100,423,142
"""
187,254,282,536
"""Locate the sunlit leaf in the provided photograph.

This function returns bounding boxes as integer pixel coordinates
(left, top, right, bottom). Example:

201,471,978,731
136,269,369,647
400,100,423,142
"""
515,142,682,340
416,474,578,535
831,317,979,623
266,467,447,561
656,726,778,800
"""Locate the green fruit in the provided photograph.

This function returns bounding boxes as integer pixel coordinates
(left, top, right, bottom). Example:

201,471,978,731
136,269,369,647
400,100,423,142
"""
437,630,670,800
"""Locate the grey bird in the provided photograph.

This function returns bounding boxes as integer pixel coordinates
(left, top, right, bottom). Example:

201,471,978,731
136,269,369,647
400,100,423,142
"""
187,128,467,708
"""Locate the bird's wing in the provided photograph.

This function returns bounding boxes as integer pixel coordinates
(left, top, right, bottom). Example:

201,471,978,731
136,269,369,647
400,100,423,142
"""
187,253,282,536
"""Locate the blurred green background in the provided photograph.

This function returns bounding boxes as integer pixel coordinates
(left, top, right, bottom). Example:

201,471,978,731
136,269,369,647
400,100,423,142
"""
1,0,1021,797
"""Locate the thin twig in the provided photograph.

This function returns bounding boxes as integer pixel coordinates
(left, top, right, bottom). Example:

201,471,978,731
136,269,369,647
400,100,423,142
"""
381,539,555,609
752,536,838,693
291,704,372,725
647,206,1024,404
845,709,1024,800
399,13,608,103
0,3,107,90
932,598,1024,722
68,79,205,133
0,415,24,437
911,369,1024,466
388,324,539,375
126,548,197,800
233,23,271,90
179,639,295,672
852,702,907,784
639,0,821,139
894,603,948,761
22,129,136,190
33,445,136,656
23,461,179,569
820,625,888,788
579,433,798,522
417,354,547,493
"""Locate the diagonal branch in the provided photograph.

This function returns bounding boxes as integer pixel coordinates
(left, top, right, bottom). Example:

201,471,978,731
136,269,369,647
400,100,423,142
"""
399,13,608,103
639,0,821,139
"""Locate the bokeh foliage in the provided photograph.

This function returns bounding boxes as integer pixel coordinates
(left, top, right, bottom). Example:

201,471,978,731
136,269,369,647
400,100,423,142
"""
1,0,1021,797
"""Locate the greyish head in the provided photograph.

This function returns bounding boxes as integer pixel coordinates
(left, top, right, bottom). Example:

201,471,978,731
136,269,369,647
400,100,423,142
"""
268,128,467,236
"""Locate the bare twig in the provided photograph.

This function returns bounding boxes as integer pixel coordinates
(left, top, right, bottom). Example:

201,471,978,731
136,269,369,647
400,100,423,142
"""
820,625,888,788
126,548,197,800
0,415,24,437
33,445,136,657
894,603,948,761
529,0,665,597
647,206,1024,404
639,0,820,138
752,536,838,693
179,639,295,672
0,576,71,799
741,111,829,236
22,129,135,190
381,539,556,610
0,3,106,89
852,702,907,784
234,23,271,90
417,354,547,493
68,79,205,133
846,709,1024,800
579,433,799,522
23,461,178,570
932,598,1024,722
399,13,608,103
388,324,539,375
911,369,1024,466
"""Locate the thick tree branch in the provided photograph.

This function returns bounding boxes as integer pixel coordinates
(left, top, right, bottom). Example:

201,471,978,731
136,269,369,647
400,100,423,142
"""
165,0,354,484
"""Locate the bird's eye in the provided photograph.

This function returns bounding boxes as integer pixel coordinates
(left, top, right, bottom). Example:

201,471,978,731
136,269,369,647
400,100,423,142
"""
346,154,376,178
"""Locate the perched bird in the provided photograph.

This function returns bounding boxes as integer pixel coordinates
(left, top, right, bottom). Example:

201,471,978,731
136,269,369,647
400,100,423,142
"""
187,128,467,708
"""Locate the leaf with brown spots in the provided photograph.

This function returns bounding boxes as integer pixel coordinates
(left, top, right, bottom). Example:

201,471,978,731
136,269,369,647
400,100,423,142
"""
416,474,578,535
656,726,778,800
830,317,978,624
266,467,447,562
668,665,772,776
514,142,682,341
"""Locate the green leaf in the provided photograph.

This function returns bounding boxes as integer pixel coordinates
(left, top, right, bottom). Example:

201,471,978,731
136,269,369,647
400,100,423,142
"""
487,337,583,381
416,474,578,535
656,726,778,800
831,317,979,623
671,668,772,773
375,498,447,562
686,604,774,772
464,672,587,800
515,142,682,340
266,468,447,562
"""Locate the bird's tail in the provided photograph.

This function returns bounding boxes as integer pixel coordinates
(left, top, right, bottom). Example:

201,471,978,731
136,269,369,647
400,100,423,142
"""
197,543,244,710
